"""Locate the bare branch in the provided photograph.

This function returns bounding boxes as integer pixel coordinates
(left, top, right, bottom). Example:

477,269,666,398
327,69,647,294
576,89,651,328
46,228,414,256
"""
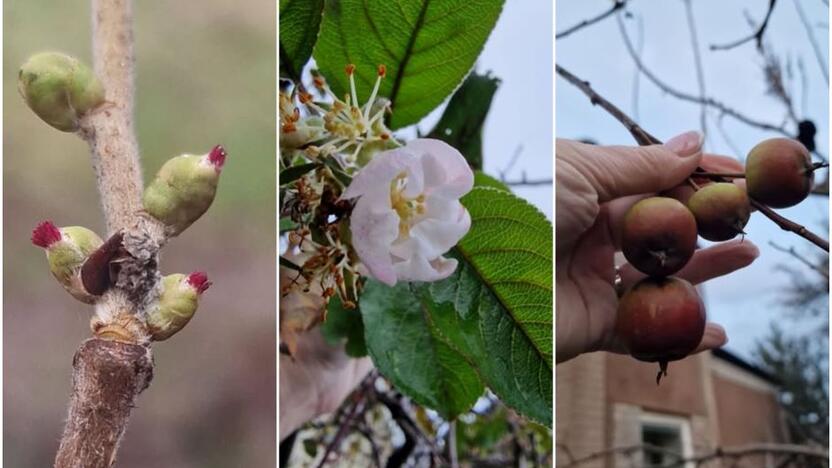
792,0,830,84
555,0,627,39
80,0,143,235
682,0,709,142
556,64,829,251
769,241,830,279
559,442,828,467
54,339,153,468
615,12,791,136
503,173,553,187
55,0,163,466
710,0,777,51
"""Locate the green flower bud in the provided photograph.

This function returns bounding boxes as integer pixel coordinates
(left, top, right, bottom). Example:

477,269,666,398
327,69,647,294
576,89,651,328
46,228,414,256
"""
146,272,211,341
143,145,227,236
31,221,104,303
18,52,105,132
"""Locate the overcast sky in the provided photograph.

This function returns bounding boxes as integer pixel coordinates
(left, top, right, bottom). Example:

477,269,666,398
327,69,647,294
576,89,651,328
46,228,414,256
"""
556,0,829,361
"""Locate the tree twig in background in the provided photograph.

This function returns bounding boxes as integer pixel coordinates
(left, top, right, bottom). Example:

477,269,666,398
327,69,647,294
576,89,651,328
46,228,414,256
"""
792,0,830,84
504,173,553,187
315,390,367,468
769,242,829,279
630,13,644,122
498,145,523,181
559,442,828,467
710,0,777,51
616,12,792,136
556,64,830,251
555,0,628,39
683,0,709,144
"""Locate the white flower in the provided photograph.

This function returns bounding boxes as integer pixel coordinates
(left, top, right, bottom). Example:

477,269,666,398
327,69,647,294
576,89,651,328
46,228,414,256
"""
342,139,474,286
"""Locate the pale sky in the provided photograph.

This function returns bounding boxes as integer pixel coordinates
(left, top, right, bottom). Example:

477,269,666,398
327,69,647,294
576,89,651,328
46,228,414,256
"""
557,0,829,360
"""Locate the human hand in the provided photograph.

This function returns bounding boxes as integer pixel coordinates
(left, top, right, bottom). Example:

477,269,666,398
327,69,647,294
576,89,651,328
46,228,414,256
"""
556,131,759,363
279,328,373,440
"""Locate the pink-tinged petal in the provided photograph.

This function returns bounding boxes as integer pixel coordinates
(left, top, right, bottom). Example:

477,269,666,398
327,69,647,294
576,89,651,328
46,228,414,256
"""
350,197,400,286
408,207,471,259
342,149,421,200
389,236,417,262
393,252,458,283
408,139,474,198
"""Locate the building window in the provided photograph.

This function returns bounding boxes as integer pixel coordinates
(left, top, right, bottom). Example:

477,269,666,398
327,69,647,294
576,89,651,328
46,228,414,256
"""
639,412,694,468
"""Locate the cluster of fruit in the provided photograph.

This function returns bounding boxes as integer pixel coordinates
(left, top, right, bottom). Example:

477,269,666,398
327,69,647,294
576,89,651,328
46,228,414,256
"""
614,138,818,383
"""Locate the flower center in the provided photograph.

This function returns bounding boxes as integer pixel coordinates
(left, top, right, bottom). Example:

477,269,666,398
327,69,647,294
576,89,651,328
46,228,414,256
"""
390,173,425,237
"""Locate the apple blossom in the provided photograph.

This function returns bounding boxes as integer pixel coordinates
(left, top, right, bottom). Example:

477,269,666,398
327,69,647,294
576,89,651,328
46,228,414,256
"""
342,139,474,286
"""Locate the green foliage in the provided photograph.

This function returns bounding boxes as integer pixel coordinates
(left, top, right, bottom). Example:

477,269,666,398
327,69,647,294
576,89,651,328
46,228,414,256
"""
279,0,324,81
279,217,299,233
321,295,367,357
314,0,505,129
279,162,318,186
427,72,501,170
361,188,553,426
457,187,553,369
361,281,485,419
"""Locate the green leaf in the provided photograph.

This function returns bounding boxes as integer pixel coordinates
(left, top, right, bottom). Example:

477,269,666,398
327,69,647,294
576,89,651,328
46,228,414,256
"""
474,171,510,192
279,217,299,233
321,295,368,357
279,162,318,185
279,0,325,81
424,187,553,426
360,281,484,419
314,0,505,129
427,72,501,170
302,438,318,457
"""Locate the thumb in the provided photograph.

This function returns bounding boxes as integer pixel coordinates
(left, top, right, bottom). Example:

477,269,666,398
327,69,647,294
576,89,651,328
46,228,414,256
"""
574,131,704,203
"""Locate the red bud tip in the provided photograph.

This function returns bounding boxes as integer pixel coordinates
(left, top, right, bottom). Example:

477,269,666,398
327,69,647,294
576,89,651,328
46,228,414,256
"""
345,64,356,76
187,271,212,294
32,221,62,248
208,145,227,169
378,64,387,77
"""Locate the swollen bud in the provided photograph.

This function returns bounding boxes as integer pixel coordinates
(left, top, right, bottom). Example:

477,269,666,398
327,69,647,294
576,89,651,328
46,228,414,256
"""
31,221,104,303
146,272,211,341
18,52,105,132
143,145,226,236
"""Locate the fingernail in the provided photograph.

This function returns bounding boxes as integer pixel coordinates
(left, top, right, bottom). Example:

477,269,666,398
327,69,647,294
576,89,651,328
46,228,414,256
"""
664,131,704,157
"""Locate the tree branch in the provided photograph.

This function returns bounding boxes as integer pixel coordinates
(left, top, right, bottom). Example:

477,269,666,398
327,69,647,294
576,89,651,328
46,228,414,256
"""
710,0,777,51
81,0,143,235
559,442,828,467
615,12,791,136
54,1,162,466
556,64,830,251
555,0,627,39
683,0,708,141
54,339,153,468
792,0,830,84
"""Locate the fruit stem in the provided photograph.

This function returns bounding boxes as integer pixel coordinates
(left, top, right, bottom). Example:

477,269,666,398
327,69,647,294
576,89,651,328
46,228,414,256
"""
686,177,701,190
656,361,668,385
691,171,746,179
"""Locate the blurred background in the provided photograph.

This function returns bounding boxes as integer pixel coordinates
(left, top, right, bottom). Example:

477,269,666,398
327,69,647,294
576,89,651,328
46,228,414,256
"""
4,1,276,467
556,1,828,466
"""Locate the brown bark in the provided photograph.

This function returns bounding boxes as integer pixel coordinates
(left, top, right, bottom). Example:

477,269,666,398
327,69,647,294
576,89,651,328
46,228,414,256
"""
54,339,153,468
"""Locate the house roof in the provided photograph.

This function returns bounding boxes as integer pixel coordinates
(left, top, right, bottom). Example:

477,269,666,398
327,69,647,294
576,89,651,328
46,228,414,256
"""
712,348,782,385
